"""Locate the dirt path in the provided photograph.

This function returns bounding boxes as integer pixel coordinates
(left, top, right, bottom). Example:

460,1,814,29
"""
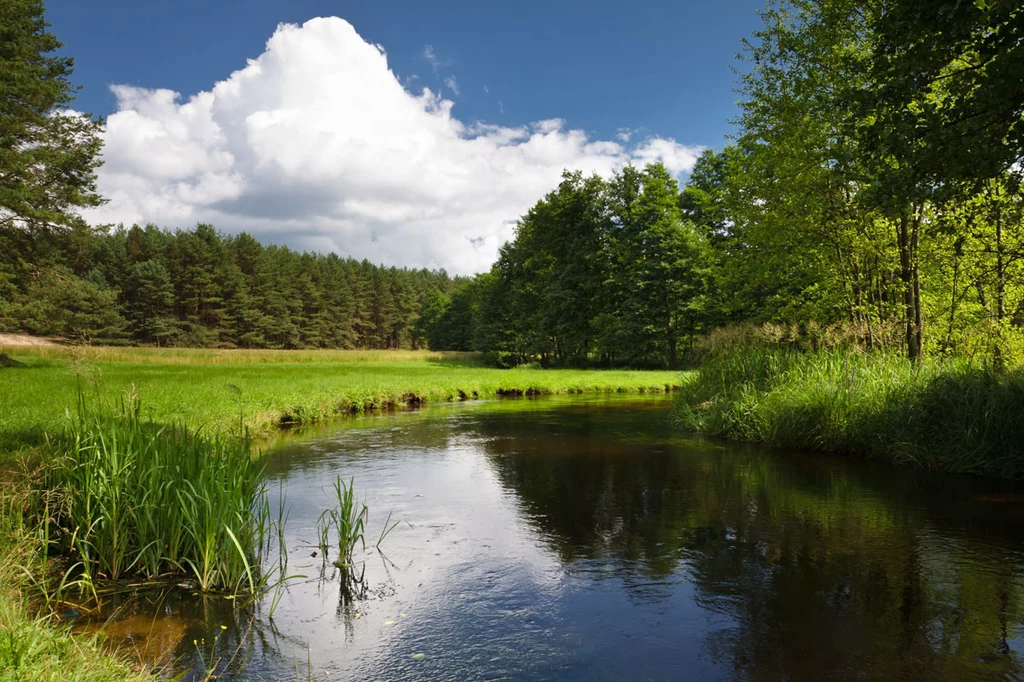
0,333,62,347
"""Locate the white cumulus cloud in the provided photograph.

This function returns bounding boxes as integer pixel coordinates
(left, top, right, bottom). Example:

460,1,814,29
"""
85,17,703,274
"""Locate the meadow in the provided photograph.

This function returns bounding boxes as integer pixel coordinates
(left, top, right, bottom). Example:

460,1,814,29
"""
0,346,682,454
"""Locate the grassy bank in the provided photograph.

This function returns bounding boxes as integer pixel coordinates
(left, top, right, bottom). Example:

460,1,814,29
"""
44,397,271,594
0,398,274,680
676,349,1024,478
0,345,681,679
0,347,682,452
0,472,152,682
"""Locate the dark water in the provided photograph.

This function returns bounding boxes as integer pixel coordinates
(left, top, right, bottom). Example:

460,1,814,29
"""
89,395,1024,681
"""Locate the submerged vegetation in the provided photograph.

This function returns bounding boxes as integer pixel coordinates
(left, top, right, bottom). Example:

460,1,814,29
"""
677,348,1024,478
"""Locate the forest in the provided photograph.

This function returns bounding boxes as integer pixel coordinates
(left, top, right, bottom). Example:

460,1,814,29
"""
3,0,1022,372
0,223,460,349
426,0,1024,369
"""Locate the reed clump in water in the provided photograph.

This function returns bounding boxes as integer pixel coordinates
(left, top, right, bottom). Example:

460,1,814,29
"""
317,476,366,569
316,476,399,579
676,348,1024,477
44,394,272,595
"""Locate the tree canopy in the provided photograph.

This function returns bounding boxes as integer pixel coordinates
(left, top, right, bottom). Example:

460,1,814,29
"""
3,0,1023,368
0,0,104,230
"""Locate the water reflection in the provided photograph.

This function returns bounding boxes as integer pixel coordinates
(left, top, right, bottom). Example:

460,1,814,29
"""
86,395,1024,681
477,401,1024,681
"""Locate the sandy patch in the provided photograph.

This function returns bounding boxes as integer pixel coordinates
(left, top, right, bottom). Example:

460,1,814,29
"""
0,333,63,347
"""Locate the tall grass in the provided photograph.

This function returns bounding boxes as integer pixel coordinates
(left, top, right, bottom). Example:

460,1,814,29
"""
677,348,1024,478
317,477,367,569
43,394,272,594
0,345,483,366
0,474,151,681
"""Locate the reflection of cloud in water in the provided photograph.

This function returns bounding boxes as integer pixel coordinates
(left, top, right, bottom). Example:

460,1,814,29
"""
89,395,1024,681
264,429,569,680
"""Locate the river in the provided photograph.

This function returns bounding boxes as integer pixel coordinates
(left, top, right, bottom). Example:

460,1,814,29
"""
87,394,1024,681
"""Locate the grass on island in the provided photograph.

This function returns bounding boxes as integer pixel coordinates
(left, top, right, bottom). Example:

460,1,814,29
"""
677,348,1024,478
0,346,683,453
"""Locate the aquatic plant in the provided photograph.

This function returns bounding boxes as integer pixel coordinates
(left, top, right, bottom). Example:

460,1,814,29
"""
317,476,367,568
43,393,273,595
0,477,151,681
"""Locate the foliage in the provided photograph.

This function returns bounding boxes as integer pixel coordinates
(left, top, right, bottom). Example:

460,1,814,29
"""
12,266,127,344
424,165,714,369
861,0,1024,185
0,223,460,349
0,0,104,231
676,0,1024,364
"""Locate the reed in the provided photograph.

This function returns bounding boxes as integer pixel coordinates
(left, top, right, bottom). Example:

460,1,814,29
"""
0,477,150,681
676,348,1024,478
317,476,367,568
43,394,272,595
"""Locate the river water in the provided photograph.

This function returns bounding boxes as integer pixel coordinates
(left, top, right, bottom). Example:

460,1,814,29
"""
89,394,1024,681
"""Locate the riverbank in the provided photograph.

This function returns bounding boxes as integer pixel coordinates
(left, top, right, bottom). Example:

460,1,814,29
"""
0,470,153,681
0,347,683,453
0,346,682,679
676,348,1024,478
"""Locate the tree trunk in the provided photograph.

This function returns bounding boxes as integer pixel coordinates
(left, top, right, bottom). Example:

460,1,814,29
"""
912,210,923,359
897,211,923,363
995,189,1006,368
667,322,678,370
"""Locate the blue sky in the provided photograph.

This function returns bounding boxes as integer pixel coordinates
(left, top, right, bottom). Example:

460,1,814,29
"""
45,0,766,273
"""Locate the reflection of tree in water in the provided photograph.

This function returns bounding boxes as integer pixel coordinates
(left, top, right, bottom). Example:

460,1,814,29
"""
477,405,1024,681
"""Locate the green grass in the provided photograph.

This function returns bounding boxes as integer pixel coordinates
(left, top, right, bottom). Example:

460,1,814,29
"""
0,479,152,682
676,348,1024,478
43,395,271,595
0,348,682,453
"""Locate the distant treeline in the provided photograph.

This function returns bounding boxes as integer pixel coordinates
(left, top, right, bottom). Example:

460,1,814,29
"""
0,223,460,349
3,0,1022,370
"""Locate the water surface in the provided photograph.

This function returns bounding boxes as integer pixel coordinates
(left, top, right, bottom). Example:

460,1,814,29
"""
92,395,1024,681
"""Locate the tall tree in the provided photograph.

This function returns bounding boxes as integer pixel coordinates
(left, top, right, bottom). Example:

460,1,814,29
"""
0,0,104,230
862,0,1024,186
